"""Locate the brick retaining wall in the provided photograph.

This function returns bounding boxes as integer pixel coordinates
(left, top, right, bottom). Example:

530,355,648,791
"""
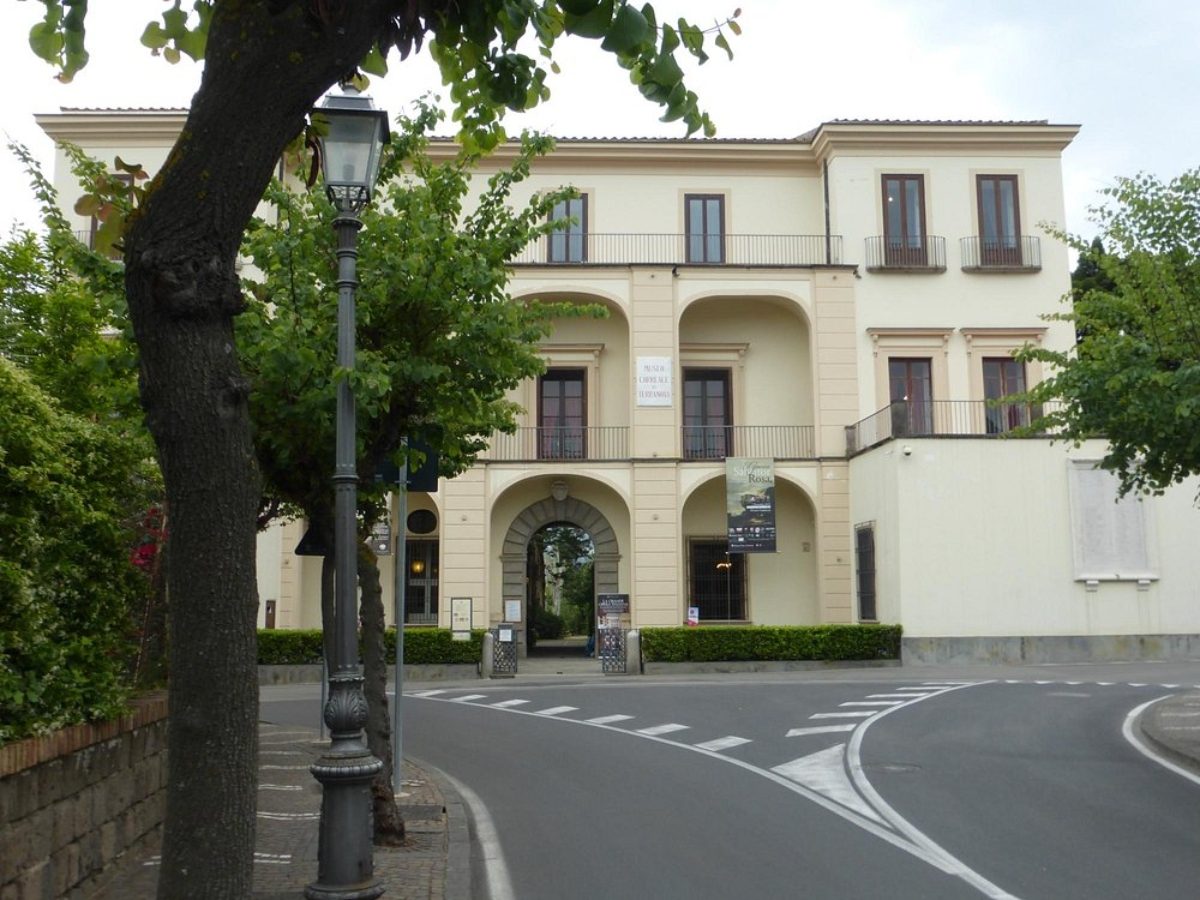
0,693,168,899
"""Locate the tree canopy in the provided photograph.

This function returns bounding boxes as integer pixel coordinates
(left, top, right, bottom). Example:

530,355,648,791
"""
1020,169,1200,497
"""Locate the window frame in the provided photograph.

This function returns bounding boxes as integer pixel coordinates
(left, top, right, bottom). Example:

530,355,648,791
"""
855,524,877,622
976,174,1021,266
684,193,726,264
887,357,934,436
404,539,440,625
537,367,588,460
981,356,1029,434
682,367,733,459
547,194,588,263
881,174,928,266
687,537,748,622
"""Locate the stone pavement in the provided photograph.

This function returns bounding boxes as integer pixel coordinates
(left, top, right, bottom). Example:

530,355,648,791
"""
1138,690,1200,775
87,722,469,898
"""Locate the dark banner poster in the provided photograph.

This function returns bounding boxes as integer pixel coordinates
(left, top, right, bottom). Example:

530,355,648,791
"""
726,457,777,553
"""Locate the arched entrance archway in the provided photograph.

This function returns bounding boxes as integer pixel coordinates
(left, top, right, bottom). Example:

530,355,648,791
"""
500,495,620,653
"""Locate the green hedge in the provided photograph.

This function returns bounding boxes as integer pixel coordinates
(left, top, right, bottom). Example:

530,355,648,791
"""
257,629,485,666
640,625,902,663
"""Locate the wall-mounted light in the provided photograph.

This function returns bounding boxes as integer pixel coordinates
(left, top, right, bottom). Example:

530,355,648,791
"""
410,558,426,576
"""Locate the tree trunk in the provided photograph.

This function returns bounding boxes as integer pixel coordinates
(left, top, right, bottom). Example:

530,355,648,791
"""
358,544,406,845
118,5,395,896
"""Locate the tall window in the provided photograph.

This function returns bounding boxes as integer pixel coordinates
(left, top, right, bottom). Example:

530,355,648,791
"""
888,358,933,435
683,368,732,459
404,539,439,624
548,196,587,263
855,525,877,622
688,539,746,621
539,368,586,459
982,357,1028,434
685,194,725,263
882,174,927,266
977,175,1020,265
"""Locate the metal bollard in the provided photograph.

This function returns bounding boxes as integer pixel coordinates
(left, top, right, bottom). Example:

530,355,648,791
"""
481,631,495,679
626,629,642,675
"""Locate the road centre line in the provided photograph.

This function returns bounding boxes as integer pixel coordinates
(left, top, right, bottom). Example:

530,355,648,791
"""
840,701,903,707
867,693,929,699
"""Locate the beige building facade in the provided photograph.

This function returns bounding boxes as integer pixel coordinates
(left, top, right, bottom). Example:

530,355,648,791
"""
38,110,1200,661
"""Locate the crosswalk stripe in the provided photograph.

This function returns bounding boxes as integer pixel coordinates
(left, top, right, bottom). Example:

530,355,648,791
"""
452,694,487,702
839,701,901,707
490,699,530,708
409,689,449,697
636,723,689,736
586,714,633,725
534,706,578,716
810,711,874,719
866,694,925,699
695,735,752,752
787,724,857,736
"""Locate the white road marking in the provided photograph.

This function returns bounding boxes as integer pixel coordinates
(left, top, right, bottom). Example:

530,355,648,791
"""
452,694,487,702
585,714,633,725
810,711,874,719
259,784,303,791
1122,697,1200,788
260,764,310,770
490,699,531,708
258,811,320,820
1162,711,1200,718
1160,683,1181,688
773,744,884,824
787,724,857,737
534,706,578,716
695,735,752,752
440,771,515,900
409,689,449,697
1096,682,1115,686
840,701,903,707
846,681,1021,899
867,693,928,699
1128,683,1148,687
636,723,690,736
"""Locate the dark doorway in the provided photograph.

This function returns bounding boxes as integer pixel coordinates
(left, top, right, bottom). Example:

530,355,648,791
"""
526,523,595,657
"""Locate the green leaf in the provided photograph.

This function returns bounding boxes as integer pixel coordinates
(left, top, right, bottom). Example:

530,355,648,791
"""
601,4,651,55
359,43,389,77
558,0,602,14
140,22,169,51
563,0,615,39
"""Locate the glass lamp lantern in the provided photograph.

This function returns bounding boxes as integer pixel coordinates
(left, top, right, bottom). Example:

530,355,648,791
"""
316,87,390,213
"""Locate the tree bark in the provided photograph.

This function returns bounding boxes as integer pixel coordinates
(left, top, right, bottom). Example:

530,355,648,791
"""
119,3,398,895
358,544,406,844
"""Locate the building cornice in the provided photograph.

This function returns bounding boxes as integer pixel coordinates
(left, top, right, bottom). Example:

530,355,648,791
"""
36,109,189,144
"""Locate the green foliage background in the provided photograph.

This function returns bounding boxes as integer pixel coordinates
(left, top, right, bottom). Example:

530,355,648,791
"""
640,625,903,663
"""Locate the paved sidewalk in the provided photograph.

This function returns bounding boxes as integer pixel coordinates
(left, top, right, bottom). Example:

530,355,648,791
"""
1138,690,1200,775
88,723,469,898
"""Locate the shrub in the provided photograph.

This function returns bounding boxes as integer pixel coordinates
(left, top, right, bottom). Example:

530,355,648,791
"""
530,607,565,641
256,628,485,666
640,625,902,663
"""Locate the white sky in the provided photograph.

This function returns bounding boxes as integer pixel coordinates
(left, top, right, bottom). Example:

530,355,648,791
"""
2,0,1196,247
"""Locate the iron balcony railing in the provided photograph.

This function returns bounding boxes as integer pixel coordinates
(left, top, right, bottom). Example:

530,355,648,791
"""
864,235,948,272
513,233,842,267
960,235,1042,271
845,400,1064,454
483,426,629,461
682,425,815,461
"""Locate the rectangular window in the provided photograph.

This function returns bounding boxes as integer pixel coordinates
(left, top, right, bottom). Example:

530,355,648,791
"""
888,357,933,436
538,368,586,459
404,539,440,624
982,357,1028,434
977,175,1021,265
548,196,587,263
688,539,747,621
683,368,732,459
882,174,927,266
855,525,877,622
685,194,725,263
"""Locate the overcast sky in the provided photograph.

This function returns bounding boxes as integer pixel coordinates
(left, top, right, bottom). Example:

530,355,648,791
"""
2,0,1196,249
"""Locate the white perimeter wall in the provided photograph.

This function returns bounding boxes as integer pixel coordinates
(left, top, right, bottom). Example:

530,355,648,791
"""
850,438,1200,637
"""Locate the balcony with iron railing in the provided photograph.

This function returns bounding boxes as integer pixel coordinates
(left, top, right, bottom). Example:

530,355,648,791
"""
681,425,815,461
845,400,1064,455
512,233,843,267
960,235,1042,272
864,235,948,272
482,426,630,461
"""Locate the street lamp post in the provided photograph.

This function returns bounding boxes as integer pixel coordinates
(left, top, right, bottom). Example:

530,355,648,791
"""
307,87,390,900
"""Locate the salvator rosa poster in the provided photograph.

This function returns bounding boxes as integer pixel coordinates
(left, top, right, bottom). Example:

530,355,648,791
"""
726,457,777,553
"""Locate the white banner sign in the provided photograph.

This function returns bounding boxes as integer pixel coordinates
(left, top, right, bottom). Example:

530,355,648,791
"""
636,356,673,406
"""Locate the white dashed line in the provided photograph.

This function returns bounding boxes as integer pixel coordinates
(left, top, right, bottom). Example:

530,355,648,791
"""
534,706,578,716
637,723,690,736
695,736,752,752
490,699,531,708
259,784,303,791
787,724,857,737
810,711,874,719
409,689,449,697
586,714,633,725
839,701,902,707
866,693,926,699
452,694,487,702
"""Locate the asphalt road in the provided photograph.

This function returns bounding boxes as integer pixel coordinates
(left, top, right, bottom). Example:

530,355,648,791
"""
261,665,1200,900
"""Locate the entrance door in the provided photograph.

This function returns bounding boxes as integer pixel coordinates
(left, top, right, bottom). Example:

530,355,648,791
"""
683,368,732,459
539,369,586,459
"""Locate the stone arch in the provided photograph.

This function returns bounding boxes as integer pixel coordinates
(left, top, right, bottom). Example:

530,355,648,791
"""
500,495,620,624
